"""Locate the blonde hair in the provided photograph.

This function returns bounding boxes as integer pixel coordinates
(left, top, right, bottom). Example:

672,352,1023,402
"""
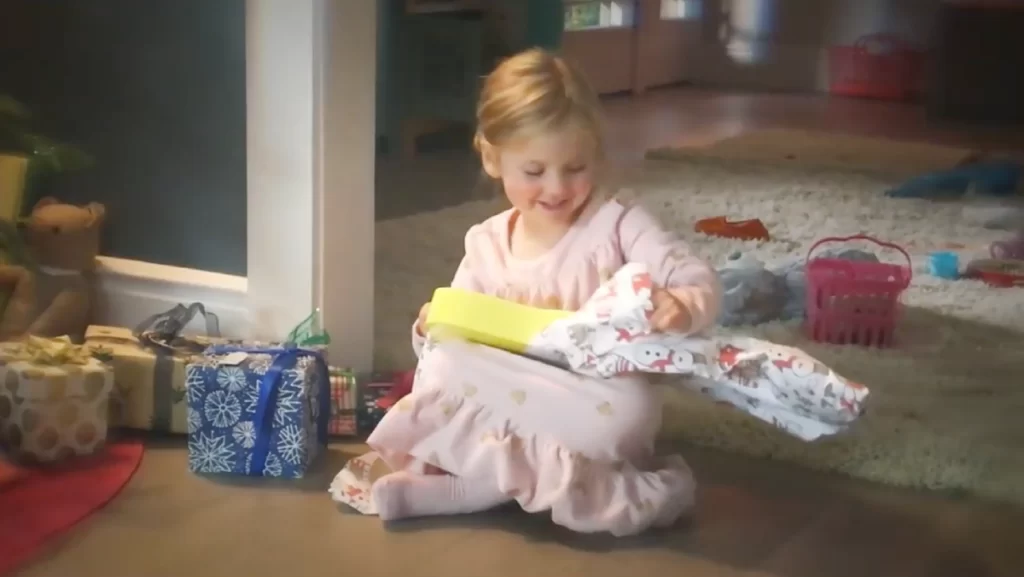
473,49,605,162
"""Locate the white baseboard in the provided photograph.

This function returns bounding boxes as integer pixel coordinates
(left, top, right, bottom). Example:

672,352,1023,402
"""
94,256,251,337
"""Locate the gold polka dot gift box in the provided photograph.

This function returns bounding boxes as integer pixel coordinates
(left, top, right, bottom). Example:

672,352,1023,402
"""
0,336,114,464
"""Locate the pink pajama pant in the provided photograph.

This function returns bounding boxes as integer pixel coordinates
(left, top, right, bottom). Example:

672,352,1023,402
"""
367,339,695,536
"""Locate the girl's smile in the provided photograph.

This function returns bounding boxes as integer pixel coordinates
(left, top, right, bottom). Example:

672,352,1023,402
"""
482,126,597,232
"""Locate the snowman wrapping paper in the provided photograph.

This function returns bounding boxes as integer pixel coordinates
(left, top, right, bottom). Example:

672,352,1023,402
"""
525,263,870,441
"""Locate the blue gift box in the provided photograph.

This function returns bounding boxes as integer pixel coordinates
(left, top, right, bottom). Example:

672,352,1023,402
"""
185,346,330,478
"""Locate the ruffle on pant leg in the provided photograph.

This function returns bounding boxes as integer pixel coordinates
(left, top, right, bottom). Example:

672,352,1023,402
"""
367,388,695,536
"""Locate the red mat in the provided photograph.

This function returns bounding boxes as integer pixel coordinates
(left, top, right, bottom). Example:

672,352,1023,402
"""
0,440,145,576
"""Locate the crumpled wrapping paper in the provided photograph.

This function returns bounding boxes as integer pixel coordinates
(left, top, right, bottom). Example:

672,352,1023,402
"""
717,248,879,327
527,263,870,441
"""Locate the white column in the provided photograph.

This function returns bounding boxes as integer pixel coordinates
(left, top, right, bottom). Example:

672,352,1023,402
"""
317,0,377,372
246,0,376,372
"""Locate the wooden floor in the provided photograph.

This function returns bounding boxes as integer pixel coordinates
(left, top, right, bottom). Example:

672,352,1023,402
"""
19,88,1024,576
18,438,1024,577
376,87,1024,220
600,87,1024,165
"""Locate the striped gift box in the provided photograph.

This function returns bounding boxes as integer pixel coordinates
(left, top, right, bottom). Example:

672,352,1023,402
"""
328,368,358,436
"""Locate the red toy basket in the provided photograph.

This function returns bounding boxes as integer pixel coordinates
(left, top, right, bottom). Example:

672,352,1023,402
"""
805,235,913,348
828,34,925,101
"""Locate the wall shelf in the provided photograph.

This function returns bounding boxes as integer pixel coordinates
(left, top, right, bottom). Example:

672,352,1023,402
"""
405,0,482,14
564,23,635,31
660,0,702,21
564,0,637,31
560,0,702,95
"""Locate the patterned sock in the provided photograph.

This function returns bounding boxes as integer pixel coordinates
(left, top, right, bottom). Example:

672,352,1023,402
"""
371,471,509,521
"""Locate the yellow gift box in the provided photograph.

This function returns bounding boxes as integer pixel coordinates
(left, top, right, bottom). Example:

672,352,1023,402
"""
0,336,114,463
425,288,571,354
84,325,215,433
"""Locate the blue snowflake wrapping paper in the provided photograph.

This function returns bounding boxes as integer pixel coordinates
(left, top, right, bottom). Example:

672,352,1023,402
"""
185,346,330,478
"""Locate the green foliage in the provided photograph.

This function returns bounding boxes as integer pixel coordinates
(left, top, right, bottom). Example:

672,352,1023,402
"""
0,94,93,174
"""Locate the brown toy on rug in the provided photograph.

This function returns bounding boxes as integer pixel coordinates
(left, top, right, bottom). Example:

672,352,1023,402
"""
20,197,106,341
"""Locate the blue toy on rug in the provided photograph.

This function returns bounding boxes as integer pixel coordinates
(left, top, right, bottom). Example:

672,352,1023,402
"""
885,161,1020,199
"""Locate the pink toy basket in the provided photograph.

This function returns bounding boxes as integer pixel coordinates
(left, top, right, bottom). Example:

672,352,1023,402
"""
828,34,925,102
805,235,913,348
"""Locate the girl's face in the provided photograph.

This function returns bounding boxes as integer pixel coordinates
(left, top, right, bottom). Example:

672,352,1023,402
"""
483,127,597,230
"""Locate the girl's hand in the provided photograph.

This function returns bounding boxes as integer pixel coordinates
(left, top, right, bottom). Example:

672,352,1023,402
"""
650,288,691,333
415,302,431,336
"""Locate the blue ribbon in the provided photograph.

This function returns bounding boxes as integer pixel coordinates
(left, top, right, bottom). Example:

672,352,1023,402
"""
208,345,330,476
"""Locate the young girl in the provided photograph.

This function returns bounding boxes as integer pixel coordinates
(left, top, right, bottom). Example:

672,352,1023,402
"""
366,49,721,536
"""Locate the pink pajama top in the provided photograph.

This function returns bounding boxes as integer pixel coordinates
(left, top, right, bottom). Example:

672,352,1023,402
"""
415,198,722,349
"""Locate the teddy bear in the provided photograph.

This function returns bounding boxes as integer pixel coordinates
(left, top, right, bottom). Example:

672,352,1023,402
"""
0,197,106,341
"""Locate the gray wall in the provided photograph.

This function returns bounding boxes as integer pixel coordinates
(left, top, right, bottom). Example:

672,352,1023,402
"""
0,0,247,275
378,0,401,151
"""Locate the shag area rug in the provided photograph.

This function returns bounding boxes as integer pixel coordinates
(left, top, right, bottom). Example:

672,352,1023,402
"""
646,129,974,177
373,158,1024,505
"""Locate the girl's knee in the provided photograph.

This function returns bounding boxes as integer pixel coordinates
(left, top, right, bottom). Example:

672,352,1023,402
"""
593,381,662,458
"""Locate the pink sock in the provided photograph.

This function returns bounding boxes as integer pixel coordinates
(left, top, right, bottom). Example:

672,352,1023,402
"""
371,471,510,521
